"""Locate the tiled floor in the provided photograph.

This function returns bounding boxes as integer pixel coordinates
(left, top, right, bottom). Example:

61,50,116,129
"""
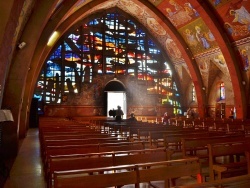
3,128,46,188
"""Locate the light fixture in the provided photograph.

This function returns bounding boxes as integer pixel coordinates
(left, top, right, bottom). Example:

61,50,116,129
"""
18,42,26,49
47,31,59,46
242,81,246,85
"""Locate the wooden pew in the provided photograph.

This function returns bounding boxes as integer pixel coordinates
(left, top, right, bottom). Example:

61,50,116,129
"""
44,137,124,147
39,126,109,143
54,157,202,188
208,141,250,181
127,125,180,141
40,128,107,136
246,150,250,174
227,121,244,134
184,119,194,127
43,141,146,170
176,174,250,188
193,119,206,129
40,133,119,157
182,134,246,160
244,125,250,135
98,142,146,153
42,133,112,141
55,164,138,188
103,121,187,140
162,130,226,151
148,128,206,147
42,137,127,154
47,148,172,187
163,132,212,152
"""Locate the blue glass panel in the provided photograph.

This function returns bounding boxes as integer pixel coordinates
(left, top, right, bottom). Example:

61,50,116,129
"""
64,52,81,60
88,19,99,26
64,42,72,51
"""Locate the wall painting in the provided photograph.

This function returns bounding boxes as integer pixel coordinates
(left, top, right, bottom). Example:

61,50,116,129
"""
179,18,218,55
158,0,200,28
215,0,250,41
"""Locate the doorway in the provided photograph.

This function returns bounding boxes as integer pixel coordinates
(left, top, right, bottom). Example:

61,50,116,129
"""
104,79,127,118
107,92,127,118
216,102,225,118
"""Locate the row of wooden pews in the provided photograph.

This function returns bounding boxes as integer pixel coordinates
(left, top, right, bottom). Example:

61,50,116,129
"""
169,117,250,133
39,117,204,188
102,117,250,183
101,117,250,147
54,158,202,188
39,116,250,187
47,147,172,187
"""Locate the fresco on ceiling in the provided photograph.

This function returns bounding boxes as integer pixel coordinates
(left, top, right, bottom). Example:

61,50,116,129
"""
215,0,250,41
208,0,228,8
165,36,182,60
117,0,184,60
147,17,167,35
158,0,199,28
179,18,218,55
197,59,209,94
213,54,228,72
174,64,190,81
235,43,250,71
119,0,148,17
196,52,229,76
195,51,230,90
65,0,184,62
148,0,163,6
175,64,183,81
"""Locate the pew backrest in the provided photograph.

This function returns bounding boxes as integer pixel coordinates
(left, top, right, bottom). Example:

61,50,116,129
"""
54,157,202,188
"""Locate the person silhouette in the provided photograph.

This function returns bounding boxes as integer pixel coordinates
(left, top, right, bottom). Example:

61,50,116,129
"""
115,106,124,121
162,112,170,125
128,113,137,121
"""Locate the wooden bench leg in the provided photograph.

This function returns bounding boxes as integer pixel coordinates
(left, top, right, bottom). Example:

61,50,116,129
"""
170,178,177,187
217,172,222,181
165,179,170,188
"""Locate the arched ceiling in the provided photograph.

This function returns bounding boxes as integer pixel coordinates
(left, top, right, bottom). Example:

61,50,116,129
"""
33,0,248,115
2,0,249,137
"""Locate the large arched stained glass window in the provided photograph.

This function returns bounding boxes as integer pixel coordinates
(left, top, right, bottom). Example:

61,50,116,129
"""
34,10,181,114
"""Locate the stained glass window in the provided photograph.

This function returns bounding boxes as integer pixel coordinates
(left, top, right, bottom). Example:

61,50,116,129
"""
220,82,225,100
192,84,196,102
34,10,181,114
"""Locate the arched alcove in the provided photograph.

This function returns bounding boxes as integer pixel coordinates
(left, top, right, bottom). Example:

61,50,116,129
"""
104,79,126,92
104,79,127,118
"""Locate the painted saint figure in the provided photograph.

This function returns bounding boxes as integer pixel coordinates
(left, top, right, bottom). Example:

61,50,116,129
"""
166,0,192,26
240,48,249,71
230,6,250,25
183,29,198,47
213,0,222,6
195,26,210,49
